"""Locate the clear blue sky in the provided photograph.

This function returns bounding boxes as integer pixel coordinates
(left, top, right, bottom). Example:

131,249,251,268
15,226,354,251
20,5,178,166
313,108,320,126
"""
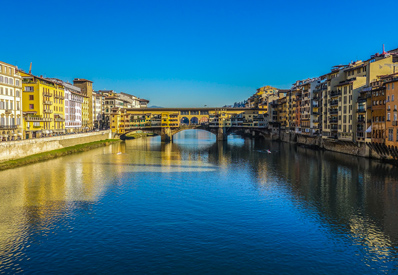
2,0,398,107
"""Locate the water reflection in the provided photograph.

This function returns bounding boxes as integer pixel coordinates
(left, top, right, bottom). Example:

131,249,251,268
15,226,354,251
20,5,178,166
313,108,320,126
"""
0,129,398,273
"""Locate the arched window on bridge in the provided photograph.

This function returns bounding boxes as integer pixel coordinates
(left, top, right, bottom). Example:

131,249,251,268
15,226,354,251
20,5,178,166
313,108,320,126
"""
190,117,199,125
199,117,209,125
181,117,189,125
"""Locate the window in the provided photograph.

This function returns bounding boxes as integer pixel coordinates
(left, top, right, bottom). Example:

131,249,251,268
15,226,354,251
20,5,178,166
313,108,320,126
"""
388,96,390,102
388,113,391,121
25,86,34,92
29,104,34,110
29,95,34,100
393,95,395,102
389,129,393,141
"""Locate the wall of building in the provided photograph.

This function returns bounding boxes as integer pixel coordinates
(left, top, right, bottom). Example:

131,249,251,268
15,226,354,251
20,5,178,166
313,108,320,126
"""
0,130,112,162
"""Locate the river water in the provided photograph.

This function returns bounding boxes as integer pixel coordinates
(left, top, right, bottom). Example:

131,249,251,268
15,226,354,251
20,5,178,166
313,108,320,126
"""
1,130,398,274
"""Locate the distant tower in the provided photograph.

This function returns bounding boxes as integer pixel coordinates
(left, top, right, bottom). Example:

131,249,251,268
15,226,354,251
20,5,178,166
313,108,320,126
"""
73,78,94,130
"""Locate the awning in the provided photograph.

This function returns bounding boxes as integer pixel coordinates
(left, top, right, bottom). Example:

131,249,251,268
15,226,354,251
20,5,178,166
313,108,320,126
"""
366,126,372,133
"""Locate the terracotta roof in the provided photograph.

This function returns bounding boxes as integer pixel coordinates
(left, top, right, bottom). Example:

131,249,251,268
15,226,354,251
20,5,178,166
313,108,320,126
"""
73,78,93,83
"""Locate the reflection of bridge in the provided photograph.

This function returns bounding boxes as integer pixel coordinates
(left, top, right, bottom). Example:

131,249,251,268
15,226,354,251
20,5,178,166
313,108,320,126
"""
110,107,268,142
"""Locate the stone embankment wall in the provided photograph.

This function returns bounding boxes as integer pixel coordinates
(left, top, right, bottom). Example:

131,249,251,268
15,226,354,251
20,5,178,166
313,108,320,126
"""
0,130,112,162
260,129,376,159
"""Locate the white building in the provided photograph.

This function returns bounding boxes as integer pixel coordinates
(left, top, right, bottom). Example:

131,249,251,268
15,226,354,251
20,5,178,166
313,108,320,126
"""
92,91,105,129
0,61,23,141
64,82,83,133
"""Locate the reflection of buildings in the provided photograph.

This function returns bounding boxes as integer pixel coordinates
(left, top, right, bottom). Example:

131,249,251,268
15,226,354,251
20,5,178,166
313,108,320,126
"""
0,147,115,268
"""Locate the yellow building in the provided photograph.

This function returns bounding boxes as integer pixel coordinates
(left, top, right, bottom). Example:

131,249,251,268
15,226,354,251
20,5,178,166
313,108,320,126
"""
21,72,65,138
82,96,90,131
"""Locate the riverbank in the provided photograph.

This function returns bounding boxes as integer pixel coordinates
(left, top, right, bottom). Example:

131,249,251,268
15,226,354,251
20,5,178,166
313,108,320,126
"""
0,130,113,162
0,139,120,171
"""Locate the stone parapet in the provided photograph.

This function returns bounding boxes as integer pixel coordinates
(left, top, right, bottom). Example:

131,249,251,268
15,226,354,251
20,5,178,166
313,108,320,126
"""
0,130,112,162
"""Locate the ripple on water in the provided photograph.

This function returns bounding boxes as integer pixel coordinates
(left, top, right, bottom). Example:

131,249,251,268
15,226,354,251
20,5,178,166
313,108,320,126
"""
0,130,398,274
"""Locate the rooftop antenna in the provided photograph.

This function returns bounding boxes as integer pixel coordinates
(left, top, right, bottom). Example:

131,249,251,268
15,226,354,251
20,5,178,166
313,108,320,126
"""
382,44,387,55
29,62,32,73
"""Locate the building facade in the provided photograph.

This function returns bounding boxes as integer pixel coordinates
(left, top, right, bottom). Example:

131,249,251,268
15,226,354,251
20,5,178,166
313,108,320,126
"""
0,61,23,141
73,78,93,130
21,72,65,138
64,82,83,133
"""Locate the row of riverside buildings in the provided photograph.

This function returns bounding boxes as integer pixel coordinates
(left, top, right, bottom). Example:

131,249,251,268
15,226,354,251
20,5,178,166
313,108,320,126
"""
243,46,398,147
0,61,149,141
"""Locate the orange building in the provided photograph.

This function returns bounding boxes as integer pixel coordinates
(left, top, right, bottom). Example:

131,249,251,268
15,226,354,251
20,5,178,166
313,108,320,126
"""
385,77,398,146
371,80,386,144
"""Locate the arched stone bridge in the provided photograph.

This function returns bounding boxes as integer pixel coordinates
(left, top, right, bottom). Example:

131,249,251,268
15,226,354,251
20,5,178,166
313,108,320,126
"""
111,107,268,142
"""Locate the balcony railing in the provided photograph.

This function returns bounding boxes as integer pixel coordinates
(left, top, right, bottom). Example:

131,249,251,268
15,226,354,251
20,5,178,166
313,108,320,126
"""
24,116,52,122
330,101,339,106
43,92,52,97
43,100,53,105
330,90,342,97
329,119,338,124
44,109,53,113
393,121,398,126
357,108,366,113
329,109,338,114
4,109,12,114
0,125,18,130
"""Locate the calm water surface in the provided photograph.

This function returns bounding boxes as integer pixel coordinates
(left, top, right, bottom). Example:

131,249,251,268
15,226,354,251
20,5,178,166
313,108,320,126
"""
1,130,398,274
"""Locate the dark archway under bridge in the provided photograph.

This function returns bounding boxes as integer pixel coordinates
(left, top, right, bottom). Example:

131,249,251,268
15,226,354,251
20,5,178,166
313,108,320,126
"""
119,125,270,142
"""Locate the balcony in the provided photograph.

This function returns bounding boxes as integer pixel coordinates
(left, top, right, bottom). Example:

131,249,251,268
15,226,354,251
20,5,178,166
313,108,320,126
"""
357,117,365,123
44,109,53,114
54,95,65,99
55,118,65,122
329,119,338,124
357,108,366,113
329,109,338,114
330,100,339,106
393,121,398,126
4,109,12,114
0,125,18,130
44,100,53,105
330,90,341,97
24,116,52,122
43,92,52,97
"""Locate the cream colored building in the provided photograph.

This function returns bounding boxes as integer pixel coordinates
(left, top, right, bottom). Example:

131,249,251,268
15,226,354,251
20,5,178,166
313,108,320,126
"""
0,61,23,141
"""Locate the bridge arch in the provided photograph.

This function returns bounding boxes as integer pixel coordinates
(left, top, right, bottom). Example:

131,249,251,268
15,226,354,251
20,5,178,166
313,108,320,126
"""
190,117,199,125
